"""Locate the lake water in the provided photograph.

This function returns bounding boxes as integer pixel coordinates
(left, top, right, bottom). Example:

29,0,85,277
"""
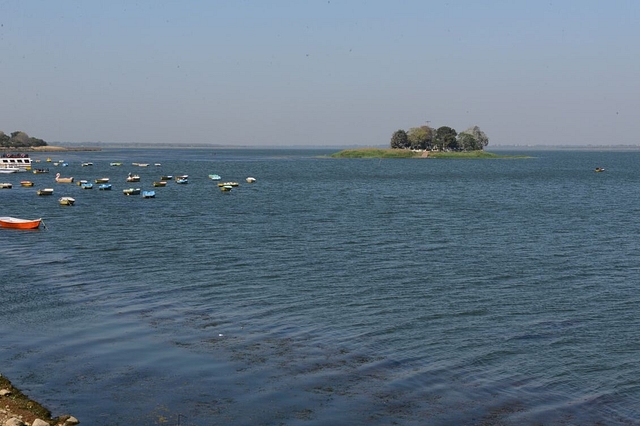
1,148,640,425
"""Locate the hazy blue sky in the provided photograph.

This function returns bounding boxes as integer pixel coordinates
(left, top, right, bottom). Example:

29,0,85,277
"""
1,1,638,147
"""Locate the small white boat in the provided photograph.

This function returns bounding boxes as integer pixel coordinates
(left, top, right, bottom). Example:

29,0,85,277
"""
59,196,75,206
0,183,13,189
37,188,54,196
126,173,141,182
209,174,221,180
246,177,256,183
142,190,156,198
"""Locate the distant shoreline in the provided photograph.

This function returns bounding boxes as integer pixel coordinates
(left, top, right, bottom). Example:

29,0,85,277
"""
0,146,101,152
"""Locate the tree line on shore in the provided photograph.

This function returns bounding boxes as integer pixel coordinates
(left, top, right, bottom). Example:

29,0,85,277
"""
0,131,47,148
390,125,488,151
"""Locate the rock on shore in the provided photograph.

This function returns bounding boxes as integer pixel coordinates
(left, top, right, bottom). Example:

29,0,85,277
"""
0,375,79,426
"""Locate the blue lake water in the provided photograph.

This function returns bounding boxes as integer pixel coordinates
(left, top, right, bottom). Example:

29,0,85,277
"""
1,148,640,425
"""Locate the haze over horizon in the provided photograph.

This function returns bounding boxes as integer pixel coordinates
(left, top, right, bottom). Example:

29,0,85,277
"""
1,1,638,147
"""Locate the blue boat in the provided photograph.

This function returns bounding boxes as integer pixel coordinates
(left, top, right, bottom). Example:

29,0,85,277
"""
98,183,112,190
81,182,93,189
142,190,156,198
176,178,188,184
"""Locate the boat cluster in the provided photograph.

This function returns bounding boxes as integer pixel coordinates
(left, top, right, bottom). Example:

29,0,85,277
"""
1,159,258,223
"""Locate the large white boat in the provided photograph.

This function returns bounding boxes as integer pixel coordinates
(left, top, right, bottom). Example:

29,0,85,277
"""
0,153,32,172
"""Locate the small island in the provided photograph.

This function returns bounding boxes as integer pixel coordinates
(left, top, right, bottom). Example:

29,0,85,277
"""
330,148,512,159
331,124,525,158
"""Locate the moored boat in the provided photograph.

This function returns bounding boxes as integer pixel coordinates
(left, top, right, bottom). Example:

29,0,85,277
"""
55,173,74,183
153,181,167,187
110,162,123,166
0,153,32,172
0,216,42,229
142,190,156,198
209,174,221,180
33,168,49,174
126,173,141,182
123,188,141,195
98,183,112,190
81,162,93,167
81,182,93,189
595,167,605,172
0,183,13,189
219,185,233,192
176,178,188,184
59,196,75,206
218,182,239,187
160,175,173,180
0,168,19,174
76,180,88,186
246,177,256,183
37,188,54,196
95,178,110,184
20,180,34,187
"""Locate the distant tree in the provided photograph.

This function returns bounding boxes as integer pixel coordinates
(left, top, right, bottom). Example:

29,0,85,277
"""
0,130,47,147
434,126,458,151
390,129,409,149
458,126,489,151
407,126,434,150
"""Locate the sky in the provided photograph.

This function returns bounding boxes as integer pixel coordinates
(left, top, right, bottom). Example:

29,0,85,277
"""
1,0,639,147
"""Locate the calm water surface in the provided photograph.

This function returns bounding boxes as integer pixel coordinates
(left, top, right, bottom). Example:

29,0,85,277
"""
2,148,640,425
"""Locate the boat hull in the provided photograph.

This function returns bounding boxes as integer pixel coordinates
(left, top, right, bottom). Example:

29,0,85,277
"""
0,217,41,229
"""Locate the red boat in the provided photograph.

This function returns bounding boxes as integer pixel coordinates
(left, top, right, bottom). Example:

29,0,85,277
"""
0,216,42,229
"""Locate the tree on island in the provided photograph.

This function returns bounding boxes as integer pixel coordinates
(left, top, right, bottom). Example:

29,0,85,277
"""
390,124,488,151
0,131,47,148
390,129,409,149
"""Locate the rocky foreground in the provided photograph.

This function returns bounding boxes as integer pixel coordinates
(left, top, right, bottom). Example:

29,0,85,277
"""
0,376,78,426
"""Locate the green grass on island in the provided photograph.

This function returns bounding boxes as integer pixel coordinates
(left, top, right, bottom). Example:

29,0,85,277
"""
329,148,527,159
